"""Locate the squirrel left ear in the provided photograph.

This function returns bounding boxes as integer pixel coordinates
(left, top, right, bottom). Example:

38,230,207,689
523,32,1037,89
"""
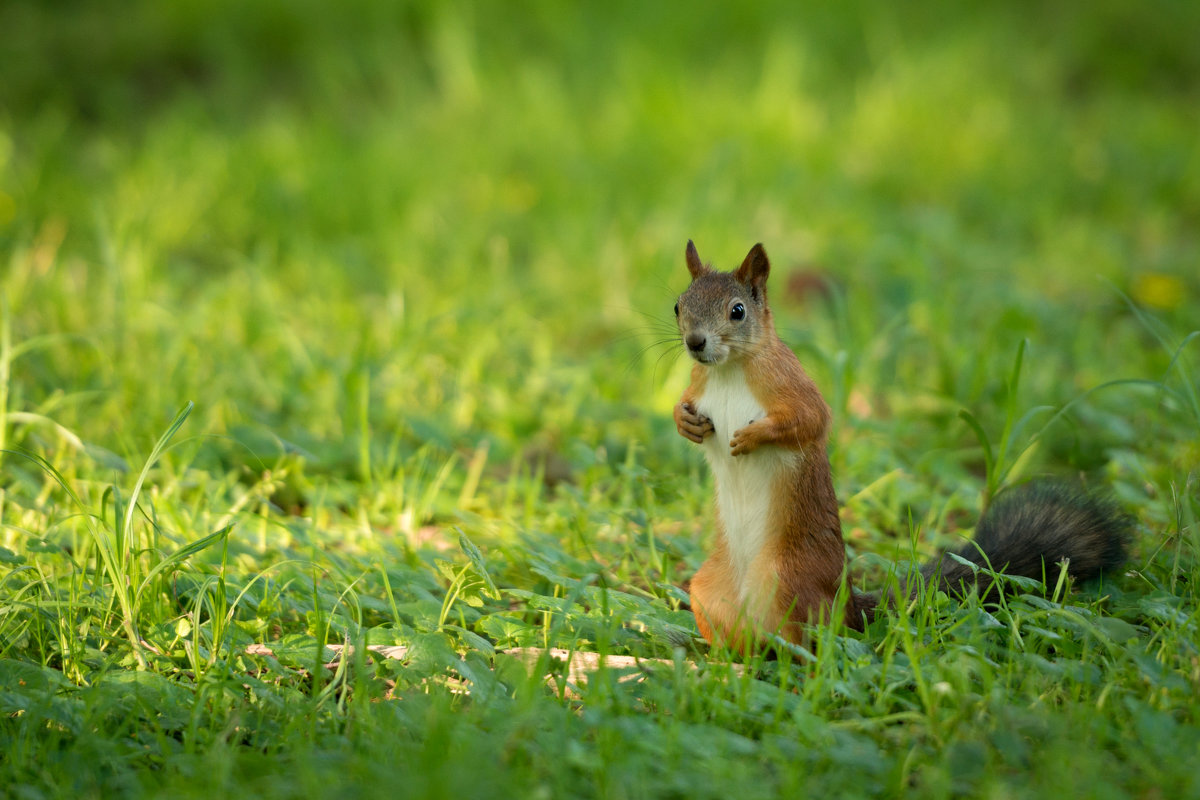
685,240,710,280
735,243,770,297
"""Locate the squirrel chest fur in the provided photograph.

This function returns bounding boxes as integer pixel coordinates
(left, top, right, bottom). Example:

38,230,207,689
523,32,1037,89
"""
694,364,803,604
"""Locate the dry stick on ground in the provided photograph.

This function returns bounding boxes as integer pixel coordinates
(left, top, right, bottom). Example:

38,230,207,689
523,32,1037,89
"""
244,643,744,685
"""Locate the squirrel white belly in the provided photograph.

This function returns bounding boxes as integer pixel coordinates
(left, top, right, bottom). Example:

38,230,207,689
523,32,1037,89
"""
695,364,802,605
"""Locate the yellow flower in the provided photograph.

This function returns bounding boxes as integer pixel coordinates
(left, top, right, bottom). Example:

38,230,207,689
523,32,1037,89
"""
1131,272,1184,310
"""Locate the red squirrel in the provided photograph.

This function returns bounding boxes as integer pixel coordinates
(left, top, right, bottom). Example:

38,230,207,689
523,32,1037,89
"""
673,241,1129,651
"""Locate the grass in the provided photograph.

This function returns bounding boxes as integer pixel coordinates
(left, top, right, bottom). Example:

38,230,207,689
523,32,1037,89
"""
1,0,1199,797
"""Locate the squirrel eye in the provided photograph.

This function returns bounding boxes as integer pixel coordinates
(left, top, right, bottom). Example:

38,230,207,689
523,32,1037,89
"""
730,303,745,321
674,302,679,317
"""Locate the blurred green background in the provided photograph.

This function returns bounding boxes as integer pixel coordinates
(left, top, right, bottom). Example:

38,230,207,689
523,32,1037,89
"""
3,0,1195,477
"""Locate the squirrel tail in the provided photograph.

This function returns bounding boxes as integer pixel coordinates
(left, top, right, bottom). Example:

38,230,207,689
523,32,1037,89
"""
850,482,1132,627
920,481,1131,601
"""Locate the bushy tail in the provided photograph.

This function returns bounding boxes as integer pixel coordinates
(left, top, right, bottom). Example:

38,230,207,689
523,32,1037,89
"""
920,481,1132,601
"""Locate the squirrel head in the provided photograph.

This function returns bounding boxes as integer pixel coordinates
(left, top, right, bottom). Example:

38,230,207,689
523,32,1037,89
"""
675,240,773,366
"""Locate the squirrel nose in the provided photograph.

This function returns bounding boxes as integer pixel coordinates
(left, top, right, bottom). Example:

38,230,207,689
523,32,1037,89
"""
685,332,707,352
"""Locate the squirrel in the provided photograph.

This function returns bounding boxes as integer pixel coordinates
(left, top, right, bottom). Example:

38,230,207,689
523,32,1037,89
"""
672,240,1130,652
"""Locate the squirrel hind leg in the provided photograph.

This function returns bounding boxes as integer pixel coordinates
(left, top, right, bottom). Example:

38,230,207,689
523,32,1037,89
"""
846,590,879,631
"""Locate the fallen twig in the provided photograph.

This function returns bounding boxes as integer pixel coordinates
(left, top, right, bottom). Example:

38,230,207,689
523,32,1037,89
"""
243,642,743,685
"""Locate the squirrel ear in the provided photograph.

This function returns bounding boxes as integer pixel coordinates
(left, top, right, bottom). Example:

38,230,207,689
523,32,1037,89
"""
685,240,709,280
735,243,770,294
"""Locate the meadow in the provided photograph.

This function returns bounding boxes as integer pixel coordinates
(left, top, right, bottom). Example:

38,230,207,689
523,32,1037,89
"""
1,1,1198,797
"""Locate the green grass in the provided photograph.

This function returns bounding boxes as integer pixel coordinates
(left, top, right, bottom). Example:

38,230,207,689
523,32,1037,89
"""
2,1,1199,797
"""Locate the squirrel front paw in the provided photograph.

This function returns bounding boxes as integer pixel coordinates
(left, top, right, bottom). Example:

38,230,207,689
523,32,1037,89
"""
674,402,714,443
729,421,767,456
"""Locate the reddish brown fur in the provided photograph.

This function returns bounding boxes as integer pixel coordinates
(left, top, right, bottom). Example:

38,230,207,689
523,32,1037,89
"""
675,242,859,652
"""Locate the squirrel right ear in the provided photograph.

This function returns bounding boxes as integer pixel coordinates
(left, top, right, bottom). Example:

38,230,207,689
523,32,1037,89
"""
734,243,770,295
685,240,709,280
